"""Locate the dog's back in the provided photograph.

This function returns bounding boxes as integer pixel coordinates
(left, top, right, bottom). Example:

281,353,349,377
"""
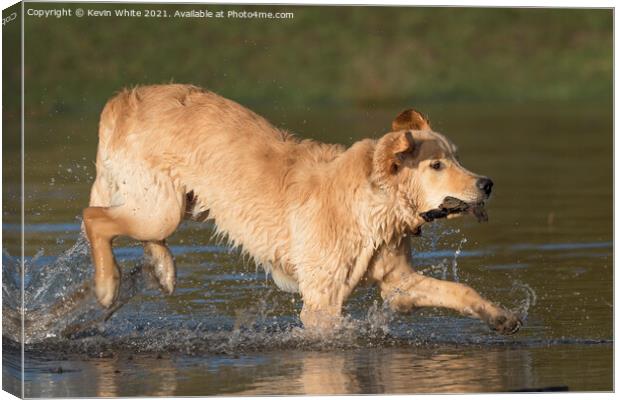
98,84,292,159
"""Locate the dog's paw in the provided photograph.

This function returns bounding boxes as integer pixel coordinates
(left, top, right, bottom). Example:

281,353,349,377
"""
144,243,176,295
154,267,176,295
95,270,121,308
489,311,522,335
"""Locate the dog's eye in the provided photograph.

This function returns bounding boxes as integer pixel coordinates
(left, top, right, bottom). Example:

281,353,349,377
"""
430,161,443,170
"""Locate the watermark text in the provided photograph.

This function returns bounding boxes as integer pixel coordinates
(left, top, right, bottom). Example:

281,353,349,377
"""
24,7,294,20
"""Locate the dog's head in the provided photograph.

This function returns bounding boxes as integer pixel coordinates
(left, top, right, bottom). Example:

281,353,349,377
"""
372,109,493,226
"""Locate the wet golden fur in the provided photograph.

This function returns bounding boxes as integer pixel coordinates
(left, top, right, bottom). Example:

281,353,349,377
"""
83,84,521,333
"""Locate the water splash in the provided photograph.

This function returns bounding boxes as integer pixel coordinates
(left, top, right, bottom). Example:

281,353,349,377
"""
417,225,464,281
10,307,403,357
511,281,538,321
364,300,394,338
3,235,150,344
451,237,467,282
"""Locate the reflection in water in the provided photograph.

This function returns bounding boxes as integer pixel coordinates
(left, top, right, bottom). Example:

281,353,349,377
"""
299,353,358,394
14,344,609,396
240,352,360,395
94,358,121,398
278,349,508,394
225,347,595,394
91,356,179,398
21,352,179,398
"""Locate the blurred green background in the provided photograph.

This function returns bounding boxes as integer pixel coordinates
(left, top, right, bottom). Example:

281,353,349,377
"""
9,4,613,117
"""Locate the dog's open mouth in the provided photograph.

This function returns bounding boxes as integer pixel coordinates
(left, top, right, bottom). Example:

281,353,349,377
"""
419,196,488,223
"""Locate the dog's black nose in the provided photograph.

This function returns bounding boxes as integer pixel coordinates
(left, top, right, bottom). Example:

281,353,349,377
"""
476,177,494,196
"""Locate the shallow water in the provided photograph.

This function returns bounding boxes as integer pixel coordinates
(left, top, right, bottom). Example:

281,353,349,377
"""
2,103,613,395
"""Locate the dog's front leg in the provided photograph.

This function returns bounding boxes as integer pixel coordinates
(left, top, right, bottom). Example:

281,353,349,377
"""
298,282,347,333
381,271,521,334
370,240,521,335
300,303,343,332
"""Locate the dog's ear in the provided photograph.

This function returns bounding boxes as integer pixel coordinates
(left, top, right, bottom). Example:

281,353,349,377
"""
372,131,417,187
394,130,417,164
392,109,431,131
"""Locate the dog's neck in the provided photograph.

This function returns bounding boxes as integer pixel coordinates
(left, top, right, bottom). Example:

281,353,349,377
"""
350,182,426,249
326,140,424,248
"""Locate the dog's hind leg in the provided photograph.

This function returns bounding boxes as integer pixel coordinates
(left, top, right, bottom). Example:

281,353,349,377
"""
143,240,176,295
140,190,209,295
83,203,183,308
82,206,125,307
80,175,112,235
83,172,185,308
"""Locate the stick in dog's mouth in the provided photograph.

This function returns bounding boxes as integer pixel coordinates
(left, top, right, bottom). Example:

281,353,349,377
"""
419,196,488,223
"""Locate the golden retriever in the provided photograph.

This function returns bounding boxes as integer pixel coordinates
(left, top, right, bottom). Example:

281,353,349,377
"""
83,84,521,334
